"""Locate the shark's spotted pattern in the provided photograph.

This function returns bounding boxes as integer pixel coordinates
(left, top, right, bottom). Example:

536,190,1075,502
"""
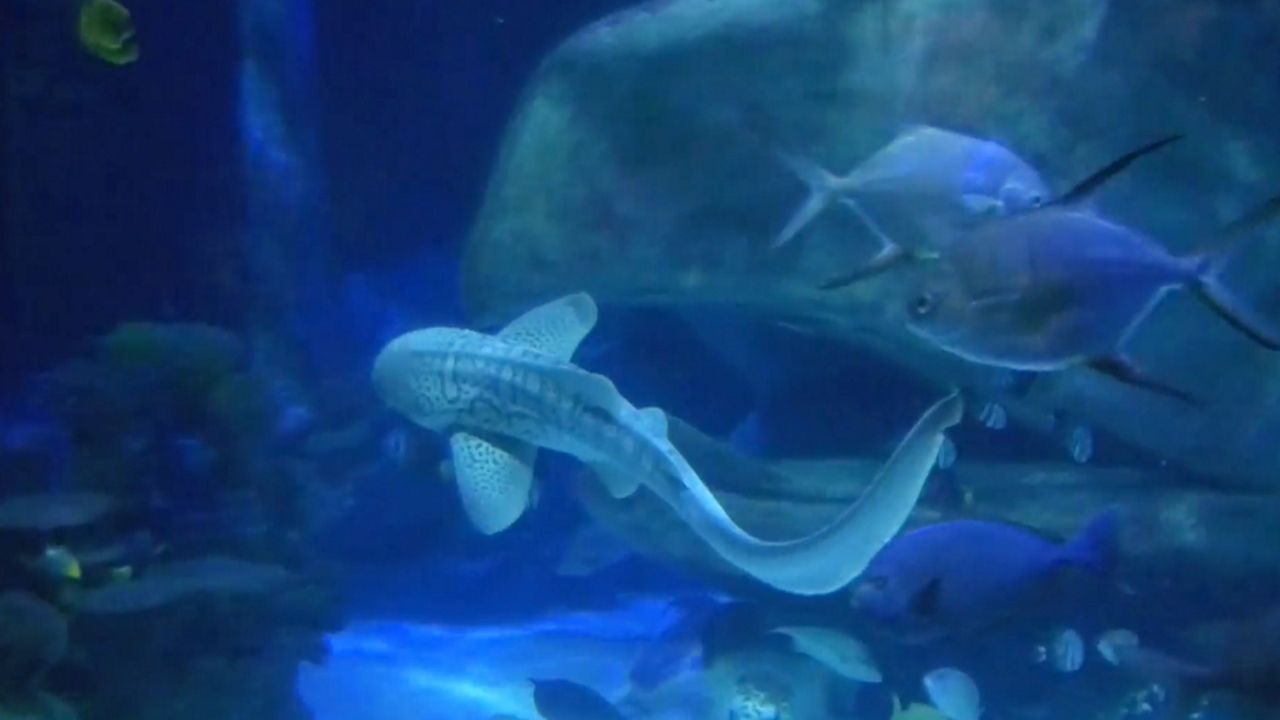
373,293,962,595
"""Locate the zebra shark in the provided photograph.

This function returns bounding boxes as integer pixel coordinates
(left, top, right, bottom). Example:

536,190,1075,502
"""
371,292,962,595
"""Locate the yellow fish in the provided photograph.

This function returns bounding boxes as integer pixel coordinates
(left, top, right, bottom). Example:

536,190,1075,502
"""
890,695,948,720
78,0,139,65
29,545,82,581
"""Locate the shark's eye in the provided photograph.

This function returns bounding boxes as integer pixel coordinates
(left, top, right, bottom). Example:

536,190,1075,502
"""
909,292,938,318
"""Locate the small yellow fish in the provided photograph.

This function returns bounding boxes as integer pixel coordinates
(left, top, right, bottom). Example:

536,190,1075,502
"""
77,0,139,65
30,545,82,581
890,695,947,720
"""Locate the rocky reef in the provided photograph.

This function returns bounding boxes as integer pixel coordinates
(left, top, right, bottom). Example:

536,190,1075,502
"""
0,321,352,720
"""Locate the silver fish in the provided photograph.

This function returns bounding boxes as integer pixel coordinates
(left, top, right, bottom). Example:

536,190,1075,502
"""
1035,627,1085,673
775,125,1048,282
905,136,1280,404
372,293,962,595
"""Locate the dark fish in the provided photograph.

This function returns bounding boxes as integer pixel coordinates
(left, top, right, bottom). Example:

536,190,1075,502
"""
905,136,1280,404
776,126,1047,280
851,511,1117,639
530,678,626,720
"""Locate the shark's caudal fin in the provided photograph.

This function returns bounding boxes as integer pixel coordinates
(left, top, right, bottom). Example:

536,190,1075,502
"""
773,151,853,249
449,431,538,535
496,292,598,360
670,392,964,595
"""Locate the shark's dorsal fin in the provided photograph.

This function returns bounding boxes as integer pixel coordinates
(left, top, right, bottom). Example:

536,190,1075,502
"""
449,432,538,535
1049,134,1182,208
497,292,598,361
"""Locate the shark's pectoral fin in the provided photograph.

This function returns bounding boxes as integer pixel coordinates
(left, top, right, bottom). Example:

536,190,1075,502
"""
497,293,598,361
633,407,669,438
449,432,539,535
588,461,642,499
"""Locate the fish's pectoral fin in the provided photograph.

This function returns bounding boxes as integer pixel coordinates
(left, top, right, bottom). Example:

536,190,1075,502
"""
1086,356,1202,406
819,246,911,290
1049,134,1182,208
496,293,598,361
909,577,943,618
587,461,641,499
449,432,538,535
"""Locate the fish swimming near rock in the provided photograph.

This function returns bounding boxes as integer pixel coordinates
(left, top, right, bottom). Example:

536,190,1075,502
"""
23,545,81,582
530,678,627,720
372,292,963,595
851,511,1117,640
1034,627,1085,673
923,667,981,720
769,625,882,682
904,135,1280,404
775,125,1048,282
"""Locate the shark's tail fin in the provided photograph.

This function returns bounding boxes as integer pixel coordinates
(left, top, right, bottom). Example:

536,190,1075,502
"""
773,152,851,249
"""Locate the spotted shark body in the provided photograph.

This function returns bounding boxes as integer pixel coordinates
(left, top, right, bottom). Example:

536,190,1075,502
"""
373,293,962,595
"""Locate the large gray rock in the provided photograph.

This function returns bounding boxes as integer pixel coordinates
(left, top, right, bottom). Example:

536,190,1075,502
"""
463,0,1280,487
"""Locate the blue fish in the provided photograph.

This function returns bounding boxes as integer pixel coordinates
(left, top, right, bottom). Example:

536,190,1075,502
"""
774,125,1048,283
851,511,1118,640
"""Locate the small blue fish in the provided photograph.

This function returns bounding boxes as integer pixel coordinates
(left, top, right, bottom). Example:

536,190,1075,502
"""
905,135,1280,404
775,125,1048,283
851,511,1117,639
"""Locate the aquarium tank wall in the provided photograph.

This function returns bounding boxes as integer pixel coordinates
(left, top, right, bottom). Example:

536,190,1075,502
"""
2,1,1279,720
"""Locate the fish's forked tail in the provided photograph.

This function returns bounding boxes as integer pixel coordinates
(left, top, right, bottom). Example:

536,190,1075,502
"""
772,151,850,249
1058,508,1120,576
1191,194,1280,351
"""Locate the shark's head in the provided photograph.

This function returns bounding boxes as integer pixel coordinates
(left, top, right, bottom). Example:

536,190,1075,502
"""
372,328,476,431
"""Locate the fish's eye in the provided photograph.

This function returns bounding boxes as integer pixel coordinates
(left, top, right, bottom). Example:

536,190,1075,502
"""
909,292,937,318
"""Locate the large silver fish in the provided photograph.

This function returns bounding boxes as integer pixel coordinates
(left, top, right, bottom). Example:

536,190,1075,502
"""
774,125,1048,284
372,292,962,595
904,137,1280,403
